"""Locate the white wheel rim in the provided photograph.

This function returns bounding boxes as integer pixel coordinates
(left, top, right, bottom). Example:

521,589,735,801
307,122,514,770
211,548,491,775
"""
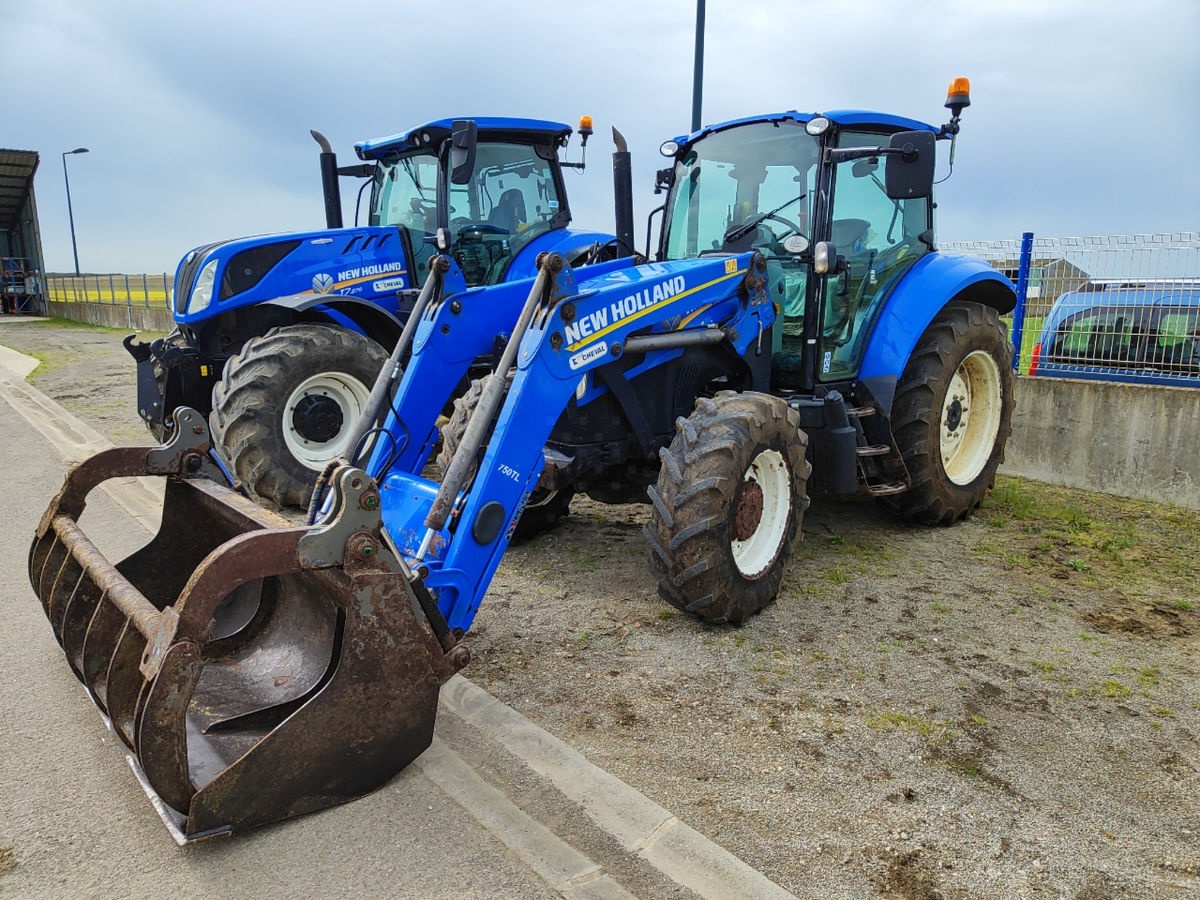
732,448,792,579
283,372,372,469
941,349,1003,485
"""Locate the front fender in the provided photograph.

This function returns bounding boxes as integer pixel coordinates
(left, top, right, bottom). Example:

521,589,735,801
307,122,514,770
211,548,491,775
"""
859,253,1015,393
260,263,471,347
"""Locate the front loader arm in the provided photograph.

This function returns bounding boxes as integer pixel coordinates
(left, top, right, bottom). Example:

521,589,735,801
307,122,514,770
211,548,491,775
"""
365,254,640,478
378,250,774,632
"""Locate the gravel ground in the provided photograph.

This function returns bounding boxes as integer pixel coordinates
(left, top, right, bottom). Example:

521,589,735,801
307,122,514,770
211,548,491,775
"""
3,317,1197,899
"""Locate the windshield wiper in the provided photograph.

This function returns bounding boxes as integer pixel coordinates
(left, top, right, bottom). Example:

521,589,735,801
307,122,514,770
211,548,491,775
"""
723,193,806,244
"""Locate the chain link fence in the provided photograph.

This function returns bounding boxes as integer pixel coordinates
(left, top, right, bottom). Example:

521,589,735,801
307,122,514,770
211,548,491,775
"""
942,232,1200,384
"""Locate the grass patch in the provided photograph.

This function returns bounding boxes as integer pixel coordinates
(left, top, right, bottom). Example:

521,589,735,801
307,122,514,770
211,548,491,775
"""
980,476,1200,608
865,710,953,744
1095,680,1131,700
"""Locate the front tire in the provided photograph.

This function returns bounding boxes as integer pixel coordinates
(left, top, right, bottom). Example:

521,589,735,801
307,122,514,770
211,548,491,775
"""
881,301,1014,525
211,323,388,509
645,391,810,624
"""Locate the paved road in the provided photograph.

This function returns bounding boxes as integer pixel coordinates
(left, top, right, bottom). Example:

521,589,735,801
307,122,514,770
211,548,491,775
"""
0,339,795,900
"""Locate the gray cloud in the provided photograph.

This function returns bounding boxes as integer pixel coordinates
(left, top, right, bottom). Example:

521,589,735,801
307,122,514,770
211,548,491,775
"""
8,0,1197,273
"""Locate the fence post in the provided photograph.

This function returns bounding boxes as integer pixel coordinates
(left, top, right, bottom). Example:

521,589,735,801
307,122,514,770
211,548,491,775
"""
1011,231,1035,373
142,273,150,307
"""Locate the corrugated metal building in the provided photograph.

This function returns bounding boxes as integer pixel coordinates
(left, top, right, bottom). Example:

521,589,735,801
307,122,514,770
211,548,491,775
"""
1,148,46,314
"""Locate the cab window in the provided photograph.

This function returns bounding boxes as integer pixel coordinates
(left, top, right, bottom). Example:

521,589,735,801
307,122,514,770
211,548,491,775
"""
447,141,564,286
817,128,932,381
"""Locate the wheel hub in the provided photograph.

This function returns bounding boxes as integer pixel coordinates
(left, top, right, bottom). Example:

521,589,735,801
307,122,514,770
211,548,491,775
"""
732,480,764,542
291,393,344,444
945,398,964,432
941,350,1004,486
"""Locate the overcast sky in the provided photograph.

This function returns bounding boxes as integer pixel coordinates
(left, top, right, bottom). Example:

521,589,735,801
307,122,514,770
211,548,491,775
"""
6,0,1198,274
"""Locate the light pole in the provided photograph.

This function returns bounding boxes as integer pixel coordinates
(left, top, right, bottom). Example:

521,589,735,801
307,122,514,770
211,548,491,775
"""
62,147,89,276
691,0,705,132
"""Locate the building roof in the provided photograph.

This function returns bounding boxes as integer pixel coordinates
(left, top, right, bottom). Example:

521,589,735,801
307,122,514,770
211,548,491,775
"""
0,149,40,230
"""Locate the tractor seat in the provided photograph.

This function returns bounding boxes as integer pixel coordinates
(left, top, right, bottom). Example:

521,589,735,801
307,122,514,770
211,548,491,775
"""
488,189,526,234
831,218,871,253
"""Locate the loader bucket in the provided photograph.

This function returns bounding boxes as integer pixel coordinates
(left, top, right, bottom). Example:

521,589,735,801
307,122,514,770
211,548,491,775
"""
28,409,468,842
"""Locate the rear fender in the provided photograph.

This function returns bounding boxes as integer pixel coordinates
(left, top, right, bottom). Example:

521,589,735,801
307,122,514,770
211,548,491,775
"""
858,252,1015,412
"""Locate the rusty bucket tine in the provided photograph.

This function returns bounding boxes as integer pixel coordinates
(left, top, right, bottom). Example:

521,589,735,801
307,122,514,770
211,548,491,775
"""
80,598,127,711
107,622,150,748
45,551,84,643
30,531,67,622
59,578,103,680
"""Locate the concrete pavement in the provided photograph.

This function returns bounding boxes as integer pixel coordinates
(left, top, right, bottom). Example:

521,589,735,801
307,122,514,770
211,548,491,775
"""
0,344,795,900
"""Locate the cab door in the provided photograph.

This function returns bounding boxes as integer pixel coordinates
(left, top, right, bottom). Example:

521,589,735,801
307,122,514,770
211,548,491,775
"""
817,129,932,381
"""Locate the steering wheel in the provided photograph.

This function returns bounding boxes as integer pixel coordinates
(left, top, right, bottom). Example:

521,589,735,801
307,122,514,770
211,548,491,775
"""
757,214,804,242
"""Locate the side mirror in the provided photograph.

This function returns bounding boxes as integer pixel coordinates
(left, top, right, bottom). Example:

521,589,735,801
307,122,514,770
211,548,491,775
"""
449,119,478,186
884,130,936,199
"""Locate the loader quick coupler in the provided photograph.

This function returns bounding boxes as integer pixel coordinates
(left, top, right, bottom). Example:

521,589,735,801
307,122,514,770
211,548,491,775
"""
29,408,467,842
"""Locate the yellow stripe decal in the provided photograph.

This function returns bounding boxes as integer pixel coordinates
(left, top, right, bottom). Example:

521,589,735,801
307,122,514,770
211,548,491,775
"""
566,268,745,352
677,303,715,329
334,270,407,290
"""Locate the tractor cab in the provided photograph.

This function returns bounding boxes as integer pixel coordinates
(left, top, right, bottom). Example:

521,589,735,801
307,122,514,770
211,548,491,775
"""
357,117,589,288
657,109,941,390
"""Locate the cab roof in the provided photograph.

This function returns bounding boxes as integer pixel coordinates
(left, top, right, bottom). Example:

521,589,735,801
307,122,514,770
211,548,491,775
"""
665,109,938,152
356,117,573,160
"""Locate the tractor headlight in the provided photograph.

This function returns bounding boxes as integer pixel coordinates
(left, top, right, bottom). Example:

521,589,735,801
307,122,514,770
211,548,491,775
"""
659,140,680,157
805,117,831,136
187,259,219,314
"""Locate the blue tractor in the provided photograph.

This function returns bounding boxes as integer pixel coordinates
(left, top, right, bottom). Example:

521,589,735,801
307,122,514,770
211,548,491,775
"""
126,116,626,508
33,80,1016,840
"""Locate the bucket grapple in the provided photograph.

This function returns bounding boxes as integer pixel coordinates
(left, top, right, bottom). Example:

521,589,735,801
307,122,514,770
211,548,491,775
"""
28,408,468,843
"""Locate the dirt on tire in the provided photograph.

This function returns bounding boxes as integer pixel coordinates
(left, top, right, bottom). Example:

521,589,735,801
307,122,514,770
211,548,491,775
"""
646,391,811,624
5,318,1198,899
210,323,388,508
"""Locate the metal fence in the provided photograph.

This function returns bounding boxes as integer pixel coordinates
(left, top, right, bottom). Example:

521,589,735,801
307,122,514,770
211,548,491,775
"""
942,232,1200,385
33,233,1200,387
45,273,173,310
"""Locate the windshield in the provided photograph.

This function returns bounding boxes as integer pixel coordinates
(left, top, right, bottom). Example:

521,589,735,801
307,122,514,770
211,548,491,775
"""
370,150,438,231
446,141,565,285
661,120,820,261
368,141,567,286
370,150,440,280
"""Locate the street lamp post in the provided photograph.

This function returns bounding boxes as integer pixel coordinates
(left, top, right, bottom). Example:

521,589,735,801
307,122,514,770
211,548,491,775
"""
62,147,89,276
691,0,705,133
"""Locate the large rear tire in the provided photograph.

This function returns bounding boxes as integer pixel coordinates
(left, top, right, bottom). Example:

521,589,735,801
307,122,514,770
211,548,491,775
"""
437,373,573,540
211,324,388,509
881,301,1014,525
645,391,810,624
